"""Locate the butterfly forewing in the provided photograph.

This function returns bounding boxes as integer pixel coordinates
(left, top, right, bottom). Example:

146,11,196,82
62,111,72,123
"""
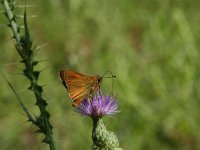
59,70,101,107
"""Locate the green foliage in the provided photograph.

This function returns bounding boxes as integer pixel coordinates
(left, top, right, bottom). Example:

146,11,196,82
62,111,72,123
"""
1,0,56,149
0,0,200,150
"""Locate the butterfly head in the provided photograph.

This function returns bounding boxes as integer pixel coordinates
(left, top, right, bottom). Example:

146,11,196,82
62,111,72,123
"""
97,75,103,84
91,76,102,91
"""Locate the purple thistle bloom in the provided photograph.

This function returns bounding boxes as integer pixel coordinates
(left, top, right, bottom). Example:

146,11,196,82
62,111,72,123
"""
75,94,119,117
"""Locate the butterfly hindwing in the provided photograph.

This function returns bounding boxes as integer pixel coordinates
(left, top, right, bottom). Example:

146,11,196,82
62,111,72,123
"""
60,70,98,106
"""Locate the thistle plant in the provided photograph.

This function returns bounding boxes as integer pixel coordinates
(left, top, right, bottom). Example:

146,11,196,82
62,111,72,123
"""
75,94,122,150
2,0,122,149
1,0,56,149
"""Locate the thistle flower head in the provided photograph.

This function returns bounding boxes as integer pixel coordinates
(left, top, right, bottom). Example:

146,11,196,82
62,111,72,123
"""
75,94,119,118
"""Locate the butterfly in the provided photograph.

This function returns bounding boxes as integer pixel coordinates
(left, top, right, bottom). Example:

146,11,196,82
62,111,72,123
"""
59,70,115,107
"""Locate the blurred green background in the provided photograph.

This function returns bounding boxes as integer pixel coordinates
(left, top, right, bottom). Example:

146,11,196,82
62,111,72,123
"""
1,0,200,149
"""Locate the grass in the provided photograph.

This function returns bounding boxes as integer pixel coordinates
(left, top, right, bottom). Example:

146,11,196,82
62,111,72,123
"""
0,0,200,149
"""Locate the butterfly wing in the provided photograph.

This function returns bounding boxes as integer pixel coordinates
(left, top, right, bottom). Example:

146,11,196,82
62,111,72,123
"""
60,70,96,106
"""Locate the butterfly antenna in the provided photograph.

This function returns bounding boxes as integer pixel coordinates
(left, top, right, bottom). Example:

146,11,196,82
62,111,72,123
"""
101,70,116,78
101,70,116,95
111,74,115,95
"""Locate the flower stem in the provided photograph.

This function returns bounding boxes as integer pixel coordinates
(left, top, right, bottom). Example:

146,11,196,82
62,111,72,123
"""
92,117,122,150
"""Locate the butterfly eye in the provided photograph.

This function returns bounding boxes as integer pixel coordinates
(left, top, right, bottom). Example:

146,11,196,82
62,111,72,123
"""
97,78,102,83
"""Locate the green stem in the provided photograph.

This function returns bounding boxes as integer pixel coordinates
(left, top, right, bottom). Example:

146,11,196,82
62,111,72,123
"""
92,117,122,150
2,0,22,55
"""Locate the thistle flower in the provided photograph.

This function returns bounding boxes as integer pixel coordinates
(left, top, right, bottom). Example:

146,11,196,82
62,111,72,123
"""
75,94,119,118
75,93,122,149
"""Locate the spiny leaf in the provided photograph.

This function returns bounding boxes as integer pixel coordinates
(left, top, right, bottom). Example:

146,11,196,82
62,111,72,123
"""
33,71,40,80
1,73,36,124
23,10,32,50
35,129,42,133
42,136,50,144
42,111,51,119
35,85,43,92
35,98,47,107
23,68,30,77
32,61,38,66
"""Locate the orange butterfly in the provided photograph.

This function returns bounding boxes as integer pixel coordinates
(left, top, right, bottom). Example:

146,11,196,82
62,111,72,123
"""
59,70,115,107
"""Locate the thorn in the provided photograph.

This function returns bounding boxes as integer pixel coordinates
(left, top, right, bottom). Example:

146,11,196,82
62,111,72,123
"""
31,61,38,66
29,15,37,18
42,137,50,143
39,84,48,88
15,15,37,18
34,43,49,51
37,58,51,63
0,72,23,76
0,62,21,67
35,129,42,133
39,66,50,73
15,4,38,8
14,88,30,94
19,26,24,29
33,43,49,60
1,72,35,124
15,15,23,18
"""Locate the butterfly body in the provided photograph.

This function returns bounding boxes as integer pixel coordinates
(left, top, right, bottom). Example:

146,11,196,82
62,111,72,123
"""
59,70,102,107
